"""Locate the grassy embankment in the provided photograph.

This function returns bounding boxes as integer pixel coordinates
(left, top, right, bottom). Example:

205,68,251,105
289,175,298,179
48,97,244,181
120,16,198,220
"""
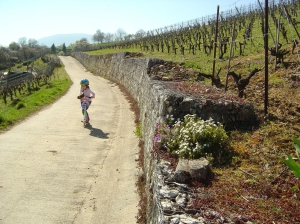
0,64,72,131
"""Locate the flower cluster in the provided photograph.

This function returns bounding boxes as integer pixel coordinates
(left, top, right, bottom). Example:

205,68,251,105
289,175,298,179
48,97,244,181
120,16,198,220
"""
154,114,230,161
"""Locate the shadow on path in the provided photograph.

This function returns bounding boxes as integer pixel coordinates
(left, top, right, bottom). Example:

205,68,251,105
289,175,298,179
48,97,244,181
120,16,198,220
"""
86,125,109,139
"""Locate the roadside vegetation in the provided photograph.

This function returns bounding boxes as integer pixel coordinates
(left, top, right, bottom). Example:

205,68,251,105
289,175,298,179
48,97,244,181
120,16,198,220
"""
0,63,72,131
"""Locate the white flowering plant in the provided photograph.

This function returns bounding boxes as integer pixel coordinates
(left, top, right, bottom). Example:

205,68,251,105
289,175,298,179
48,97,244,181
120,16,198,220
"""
154,114,231,162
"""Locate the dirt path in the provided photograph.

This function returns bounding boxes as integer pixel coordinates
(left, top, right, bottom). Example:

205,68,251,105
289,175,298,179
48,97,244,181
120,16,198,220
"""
0,56,139,224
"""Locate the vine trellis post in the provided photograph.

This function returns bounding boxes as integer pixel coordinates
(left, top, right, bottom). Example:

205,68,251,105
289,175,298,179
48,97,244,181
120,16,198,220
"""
258,0,275,45
264,0,269,116
275,6,281,70
225,19,236,92
282,3,300,39
212,5,220,86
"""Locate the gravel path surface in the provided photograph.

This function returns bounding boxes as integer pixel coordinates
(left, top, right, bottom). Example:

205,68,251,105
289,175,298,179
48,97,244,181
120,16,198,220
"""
0,56,139,224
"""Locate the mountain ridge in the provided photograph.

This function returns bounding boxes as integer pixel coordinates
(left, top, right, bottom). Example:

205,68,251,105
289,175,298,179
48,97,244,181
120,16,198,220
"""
38,33,93,47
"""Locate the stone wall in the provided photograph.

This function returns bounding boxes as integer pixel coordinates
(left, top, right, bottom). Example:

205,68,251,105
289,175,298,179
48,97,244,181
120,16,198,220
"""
71,52,256,223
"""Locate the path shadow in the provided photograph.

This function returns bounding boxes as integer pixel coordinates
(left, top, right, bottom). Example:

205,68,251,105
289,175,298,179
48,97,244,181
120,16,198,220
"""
85,125,109,139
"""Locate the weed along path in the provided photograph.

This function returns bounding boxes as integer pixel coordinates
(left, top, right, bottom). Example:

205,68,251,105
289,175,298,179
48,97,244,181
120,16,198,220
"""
0,56,139,224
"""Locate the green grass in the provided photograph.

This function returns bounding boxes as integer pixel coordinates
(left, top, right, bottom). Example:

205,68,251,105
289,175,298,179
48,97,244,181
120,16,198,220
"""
0,66,72,131
88,48,131,55
134,122,142,138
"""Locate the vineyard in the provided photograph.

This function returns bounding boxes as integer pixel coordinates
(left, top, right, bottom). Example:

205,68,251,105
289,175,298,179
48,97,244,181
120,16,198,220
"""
88,0,300,223
88,0,300,128
0,55,61,104
91,0,300,88
88,0,300,119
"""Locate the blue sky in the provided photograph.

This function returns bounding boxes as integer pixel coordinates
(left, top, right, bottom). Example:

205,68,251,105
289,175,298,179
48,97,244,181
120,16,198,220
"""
0,0,257,47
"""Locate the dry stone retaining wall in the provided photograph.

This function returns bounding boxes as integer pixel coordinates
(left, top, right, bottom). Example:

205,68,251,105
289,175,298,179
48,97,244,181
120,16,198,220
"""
71,52,256,223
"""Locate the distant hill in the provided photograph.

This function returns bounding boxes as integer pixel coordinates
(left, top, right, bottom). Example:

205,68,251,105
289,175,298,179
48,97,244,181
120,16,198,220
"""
38,33,93,47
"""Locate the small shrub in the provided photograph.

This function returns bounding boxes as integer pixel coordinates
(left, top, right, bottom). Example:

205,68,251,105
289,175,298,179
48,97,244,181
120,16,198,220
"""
0,114,4,123
10,98,21,106
134,122,142,138
185,61,201,70
154,114,231,163
15,102,26,110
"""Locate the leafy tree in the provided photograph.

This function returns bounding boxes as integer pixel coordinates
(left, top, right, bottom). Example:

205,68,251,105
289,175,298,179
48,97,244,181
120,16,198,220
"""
79,38,88,42
0,47,10,69
8,42,20,51
28,38,39,48
51,44,56,54
93,29,105,43
62,43,67,54
71,39,90,52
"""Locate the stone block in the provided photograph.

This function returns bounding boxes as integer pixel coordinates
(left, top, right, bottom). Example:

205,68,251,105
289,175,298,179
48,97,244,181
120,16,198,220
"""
189,158,211,182
174,159,190,183
174,158,212,183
